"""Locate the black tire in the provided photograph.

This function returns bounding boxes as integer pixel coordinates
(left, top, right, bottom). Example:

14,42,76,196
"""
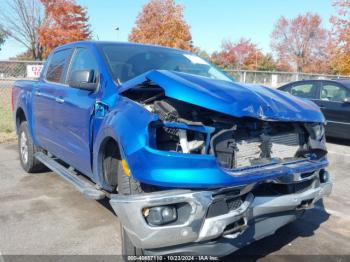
18,121,46,173
102,146,119,188
117,160,144,257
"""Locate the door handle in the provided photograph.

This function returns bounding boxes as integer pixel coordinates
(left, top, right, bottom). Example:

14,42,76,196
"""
55,97,65,104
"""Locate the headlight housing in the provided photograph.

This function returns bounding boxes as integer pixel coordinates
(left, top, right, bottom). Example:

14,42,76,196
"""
313,124,325,141
303,123,327,158
149,121,215,154
305,123,325,141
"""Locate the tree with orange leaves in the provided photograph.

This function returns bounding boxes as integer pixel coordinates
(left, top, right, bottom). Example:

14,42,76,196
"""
129,0,192,51
211,38,263,70
271,13,330,73
39,0,91,57
331,0,350,74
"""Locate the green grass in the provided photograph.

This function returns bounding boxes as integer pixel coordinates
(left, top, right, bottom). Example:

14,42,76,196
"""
0,88,16,143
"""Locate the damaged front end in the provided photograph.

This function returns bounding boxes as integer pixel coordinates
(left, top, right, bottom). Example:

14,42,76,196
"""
147,98,327,170
118,71,328,187
110,70,332,255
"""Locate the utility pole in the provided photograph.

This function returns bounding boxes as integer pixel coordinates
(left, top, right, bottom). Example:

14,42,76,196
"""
114,27,120,41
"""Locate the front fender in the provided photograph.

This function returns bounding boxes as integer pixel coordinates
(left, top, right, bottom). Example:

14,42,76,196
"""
92,98,156,188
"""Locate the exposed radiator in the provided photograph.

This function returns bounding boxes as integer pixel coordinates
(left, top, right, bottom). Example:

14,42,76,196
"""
270,133,301,159
234,139,261,168
235,133,300,168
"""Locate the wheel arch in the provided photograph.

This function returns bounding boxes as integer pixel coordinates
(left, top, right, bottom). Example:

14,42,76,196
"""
95,135,123,191
15,107,27,134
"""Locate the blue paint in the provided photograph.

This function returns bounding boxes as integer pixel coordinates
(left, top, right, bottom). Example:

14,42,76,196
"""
120,70,325,123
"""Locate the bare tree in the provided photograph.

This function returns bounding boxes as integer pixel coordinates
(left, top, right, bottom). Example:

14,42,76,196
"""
0,29,6,51
0,0,44,60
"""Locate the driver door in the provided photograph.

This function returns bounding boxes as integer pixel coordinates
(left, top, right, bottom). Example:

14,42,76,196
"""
53,47,100,176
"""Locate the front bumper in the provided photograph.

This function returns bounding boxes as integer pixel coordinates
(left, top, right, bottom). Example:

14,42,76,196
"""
110,170,332,254
127,146,329,188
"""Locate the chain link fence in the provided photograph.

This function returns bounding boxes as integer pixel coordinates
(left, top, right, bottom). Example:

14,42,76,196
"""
0,61,44,126
0,81,14,139
1,60,349,89
0,60,44,81
224,69,350,87
0,60,44,136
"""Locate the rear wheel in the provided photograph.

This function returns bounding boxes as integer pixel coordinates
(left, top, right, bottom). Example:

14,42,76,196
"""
18,121,46,173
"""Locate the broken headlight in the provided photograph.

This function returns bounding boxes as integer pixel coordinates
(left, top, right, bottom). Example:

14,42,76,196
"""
303,123,327,158
305,123,325,141
149,121,215,154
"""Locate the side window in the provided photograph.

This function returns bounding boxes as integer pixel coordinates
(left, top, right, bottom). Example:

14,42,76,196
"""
290,83,317,99
320,83,349,102
68,48,99,83
46,49,72,83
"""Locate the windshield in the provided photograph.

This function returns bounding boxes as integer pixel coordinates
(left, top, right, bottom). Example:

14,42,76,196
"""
100,44,234,83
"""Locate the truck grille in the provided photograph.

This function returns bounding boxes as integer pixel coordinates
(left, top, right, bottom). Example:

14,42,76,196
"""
215,132,301,169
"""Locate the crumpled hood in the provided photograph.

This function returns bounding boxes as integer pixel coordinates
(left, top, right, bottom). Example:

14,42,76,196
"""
119,70,325,123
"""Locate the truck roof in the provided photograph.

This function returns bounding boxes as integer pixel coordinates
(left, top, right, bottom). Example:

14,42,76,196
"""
54,40,187,53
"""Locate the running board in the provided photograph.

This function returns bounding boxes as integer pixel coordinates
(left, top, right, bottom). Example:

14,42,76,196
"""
35,152,105,200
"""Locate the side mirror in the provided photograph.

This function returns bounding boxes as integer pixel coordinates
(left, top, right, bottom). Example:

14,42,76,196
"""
68,70,97,91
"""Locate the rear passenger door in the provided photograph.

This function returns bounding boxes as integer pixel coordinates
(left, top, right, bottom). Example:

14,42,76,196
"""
316,81,350,139
53,47,100,176
33,48,72,152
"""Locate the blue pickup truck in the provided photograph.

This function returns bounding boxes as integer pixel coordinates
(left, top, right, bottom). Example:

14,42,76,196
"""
13,41,332,257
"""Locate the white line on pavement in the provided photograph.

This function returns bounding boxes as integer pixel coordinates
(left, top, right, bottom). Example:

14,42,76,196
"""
327,150,350,157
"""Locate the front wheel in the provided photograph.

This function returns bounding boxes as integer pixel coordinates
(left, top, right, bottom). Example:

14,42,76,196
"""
117,160,144,257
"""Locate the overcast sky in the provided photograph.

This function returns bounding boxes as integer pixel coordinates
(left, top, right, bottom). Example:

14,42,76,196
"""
0,0,334,60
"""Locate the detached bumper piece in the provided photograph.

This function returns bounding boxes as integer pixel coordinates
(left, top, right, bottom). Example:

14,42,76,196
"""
110,169,332,256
